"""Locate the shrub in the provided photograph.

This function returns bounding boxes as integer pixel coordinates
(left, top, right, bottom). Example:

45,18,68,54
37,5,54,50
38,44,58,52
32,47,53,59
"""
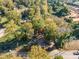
54,56,63,59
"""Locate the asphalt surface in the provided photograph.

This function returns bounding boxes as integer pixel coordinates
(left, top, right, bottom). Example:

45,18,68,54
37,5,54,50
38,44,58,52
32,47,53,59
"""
49,50,79,59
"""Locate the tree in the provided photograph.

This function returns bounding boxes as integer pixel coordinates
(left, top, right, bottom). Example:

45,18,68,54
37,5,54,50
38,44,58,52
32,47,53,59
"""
4,20,20,33
56,25,72,48
29,45,51,59
55,6,69,17
6,10,20,19
28,6,35,20
34,0,41,20
71,22,79,39
0,0,3,5
5,0,14,10
21,22,34,39
56,32,71,48
32,19,45,31
51,1,69,17
27,0,41,20
0,17,8,24
21,10,29,20
44,17,58,42
18,0,29,7
41,0,49,15
0,0,14,10
6,10,21,24
0,6,6,16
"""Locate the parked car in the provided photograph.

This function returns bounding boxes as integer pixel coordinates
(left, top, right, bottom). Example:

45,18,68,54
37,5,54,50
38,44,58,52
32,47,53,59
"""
73,50,79,55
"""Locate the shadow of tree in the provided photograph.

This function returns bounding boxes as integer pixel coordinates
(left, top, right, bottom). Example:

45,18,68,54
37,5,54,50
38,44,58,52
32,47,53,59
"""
0,39,28,54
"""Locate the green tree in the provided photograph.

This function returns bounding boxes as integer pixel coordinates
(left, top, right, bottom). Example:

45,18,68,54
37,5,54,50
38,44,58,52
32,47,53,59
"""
6,10,21,24
32,19,45,31
21,22,34,39
0,0,3,5
55,6,69,17
51,1,69,17
34,0,41,20
57,32,71,48
18,0,29,7
4,20,20,33
44,18,58,42
29,45,51,59
0,17,8,24
41,0,49,15
6,0,14,10
27,0,35,20
28,7,35,20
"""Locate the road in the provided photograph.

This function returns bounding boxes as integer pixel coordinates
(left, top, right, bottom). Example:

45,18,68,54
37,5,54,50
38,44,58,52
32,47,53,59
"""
49,50,79,59
0,49,79,59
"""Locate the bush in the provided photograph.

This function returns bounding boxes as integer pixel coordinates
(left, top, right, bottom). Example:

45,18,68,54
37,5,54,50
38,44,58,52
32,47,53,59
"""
54,56,63,59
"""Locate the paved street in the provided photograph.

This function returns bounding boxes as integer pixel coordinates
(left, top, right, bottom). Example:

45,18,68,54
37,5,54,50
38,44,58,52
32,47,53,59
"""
49,50,79,59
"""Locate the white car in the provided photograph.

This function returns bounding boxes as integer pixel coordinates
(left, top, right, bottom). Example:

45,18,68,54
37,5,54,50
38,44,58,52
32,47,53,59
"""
73,50,79,55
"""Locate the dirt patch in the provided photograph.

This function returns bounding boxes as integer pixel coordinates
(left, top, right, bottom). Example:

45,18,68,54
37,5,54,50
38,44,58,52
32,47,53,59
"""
64,40,79,50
